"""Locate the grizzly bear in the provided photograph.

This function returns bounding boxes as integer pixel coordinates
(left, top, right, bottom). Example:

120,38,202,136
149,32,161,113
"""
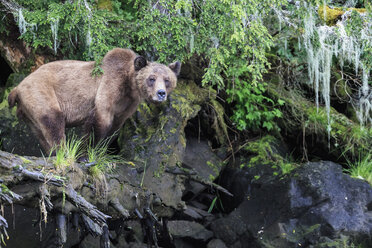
8,48,180,154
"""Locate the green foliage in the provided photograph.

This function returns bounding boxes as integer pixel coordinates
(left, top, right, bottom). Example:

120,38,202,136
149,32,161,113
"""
3,0,286,132
344,154,372,185
86,136,123,176
52,136,83,173
86,135,124,194
345,10,364,36
197,0,286,131
227,80,283,131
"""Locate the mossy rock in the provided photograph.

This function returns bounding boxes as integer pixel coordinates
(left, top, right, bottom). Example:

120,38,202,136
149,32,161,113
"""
267,83,372,162
98,0,112,10
117,80,213,210
238,135,296,179
318,5,366,25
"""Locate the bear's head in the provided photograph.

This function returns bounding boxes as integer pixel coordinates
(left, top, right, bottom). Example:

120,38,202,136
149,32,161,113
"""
134,56,180,103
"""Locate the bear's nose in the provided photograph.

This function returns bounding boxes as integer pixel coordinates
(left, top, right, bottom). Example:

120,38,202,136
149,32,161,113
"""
157,90,166,100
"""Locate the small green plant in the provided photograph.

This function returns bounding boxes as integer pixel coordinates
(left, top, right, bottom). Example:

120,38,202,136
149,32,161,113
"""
86,135,124,194
140,161,147,188
86,137,122,174
208,195,224,213
208,196,217,213
344,154,372,185
280,162,296,175
342,126,372,159
51,136,83,174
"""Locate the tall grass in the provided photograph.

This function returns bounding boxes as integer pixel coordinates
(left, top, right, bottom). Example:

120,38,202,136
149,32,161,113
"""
86,135,125,194
52,136,83,173
51,134,124,181
344,154,372,185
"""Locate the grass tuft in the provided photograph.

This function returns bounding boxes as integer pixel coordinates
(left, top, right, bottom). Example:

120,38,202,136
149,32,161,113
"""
86,135,124,194
344,154,372,185
52,136,83,174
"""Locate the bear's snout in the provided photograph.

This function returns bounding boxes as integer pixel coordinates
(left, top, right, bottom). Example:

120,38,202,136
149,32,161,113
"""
157,89,166,101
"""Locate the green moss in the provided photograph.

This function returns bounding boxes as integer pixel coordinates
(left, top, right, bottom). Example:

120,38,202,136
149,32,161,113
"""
98,0,112,11
318,5,366,26
89,165,102,178
179,134,186,148
267,83,371,161
315,235,360,248
171,80,214,119
210,99,228,145
0,183,11,194
0,98,8,111
20,157,32,164
5,73,27,89
206,160,220,176
244,135,279,164
242,135,296,175
118,79,214,180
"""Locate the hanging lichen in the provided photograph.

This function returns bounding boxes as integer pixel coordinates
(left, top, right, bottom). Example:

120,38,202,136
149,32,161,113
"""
303,4,371,139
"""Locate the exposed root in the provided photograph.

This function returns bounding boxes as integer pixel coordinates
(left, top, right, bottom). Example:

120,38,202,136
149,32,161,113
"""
109,198,130,219
56,214,67,246
15,166,64,187
65,185,110,226
38,184,52,225
100,225,110,248
165,167,233,197
0,215,8,247
0,185,22,204
81,214,103,236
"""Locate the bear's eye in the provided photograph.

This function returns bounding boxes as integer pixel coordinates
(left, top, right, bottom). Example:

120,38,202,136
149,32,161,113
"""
147,78,155,87
165,80,170,88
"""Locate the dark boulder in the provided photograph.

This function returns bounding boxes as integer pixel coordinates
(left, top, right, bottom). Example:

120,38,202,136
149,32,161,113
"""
167,220,213,242
212,161,372,247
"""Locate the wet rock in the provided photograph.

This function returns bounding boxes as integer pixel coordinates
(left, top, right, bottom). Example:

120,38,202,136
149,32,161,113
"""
167,220,213,241
183,137,223,180
219,135,289,212
183,205,212,220
267,83,372,161
115,235,129,248
128,243,147,248
174,239,197,248
212,161,372,247
207,239,228,248
182,137,224,198
79,235,102,248
125,220,144,243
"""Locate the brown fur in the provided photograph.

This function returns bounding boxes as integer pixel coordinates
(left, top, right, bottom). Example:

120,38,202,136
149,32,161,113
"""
8,48,180,153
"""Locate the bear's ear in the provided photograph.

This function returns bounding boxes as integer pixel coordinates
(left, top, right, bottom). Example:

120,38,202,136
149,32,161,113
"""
134,56,147,71
168,61,181,77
